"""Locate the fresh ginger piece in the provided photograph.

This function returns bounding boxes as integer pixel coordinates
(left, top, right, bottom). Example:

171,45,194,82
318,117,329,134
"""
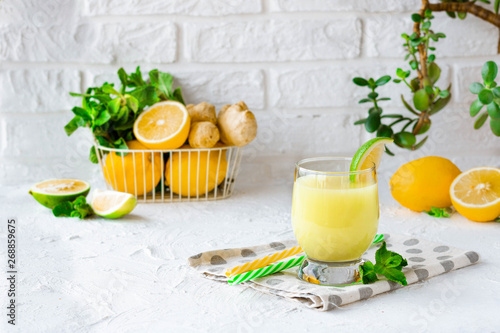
217,101,257,147
188,121,220,148
186,102,217,124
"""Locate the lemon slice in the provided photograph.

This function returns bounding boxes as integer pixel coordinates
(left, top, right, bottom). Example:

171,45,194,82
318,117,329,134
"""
29,179,90,209
350,138,394,172
450,167,500,222
91,190,137,219
133,101,190,150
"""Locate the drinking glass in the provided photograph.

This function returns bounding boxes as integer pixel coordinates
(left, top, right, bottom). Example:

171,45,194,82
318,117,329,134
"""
291,157,379,286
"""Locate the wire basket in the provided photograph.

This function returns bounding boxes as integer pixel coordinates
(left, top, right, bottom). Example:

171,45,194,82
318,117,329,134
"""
94,142,242,203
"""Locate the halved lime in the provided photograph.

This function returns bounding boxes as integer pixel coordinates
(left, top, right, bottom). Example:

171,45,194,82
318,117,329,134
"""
350,138,394,173
91,190,137,219
29,179,90,209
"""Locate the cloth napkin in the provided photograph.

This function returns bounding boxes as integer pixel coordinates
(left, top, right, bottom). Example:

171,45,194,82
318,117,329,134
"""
188,234,480,311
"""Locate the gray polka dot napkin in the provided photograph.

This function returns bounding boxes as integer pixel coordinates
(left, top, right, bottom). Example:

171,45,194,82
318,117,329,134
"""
188,234,480,311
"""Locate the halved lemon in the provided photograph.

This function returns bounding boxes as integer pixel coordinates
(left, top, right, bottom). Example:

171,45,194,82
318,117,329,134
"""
91,190,137,219
29,179,90,209
133,101,190,150
450,167,500,222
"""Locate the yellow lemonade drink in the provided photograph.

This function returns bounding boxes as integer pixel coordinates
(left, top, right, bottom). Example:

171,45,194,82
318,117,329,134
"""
292,174,379,262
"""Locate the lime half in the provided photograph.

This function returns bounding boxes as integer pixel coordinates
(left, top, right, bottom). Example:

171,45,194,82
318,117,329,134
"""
29,179,90,209
91,190,137,219
350,138,394,173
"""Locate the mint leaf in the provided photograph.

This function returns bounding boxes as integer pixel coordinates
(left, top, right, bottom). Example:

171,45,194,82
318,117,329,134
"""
52,202,74,217
380,267,408,286
360,241,408,286
424,206,452,218
172,87,185,105
89,146,98,164
52,196,93,219
359,261,378,284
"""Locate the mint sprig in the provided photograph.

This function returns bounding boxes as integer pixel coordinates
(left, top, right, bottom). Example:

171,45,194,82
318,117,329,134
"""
424,206,452,218
65,67,185,163
359,241,408,286
52,196,94,219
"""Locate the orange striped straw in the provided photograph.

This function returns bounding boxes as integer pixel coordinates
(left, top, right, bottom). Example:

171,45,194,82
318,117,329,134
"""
225,246,303,277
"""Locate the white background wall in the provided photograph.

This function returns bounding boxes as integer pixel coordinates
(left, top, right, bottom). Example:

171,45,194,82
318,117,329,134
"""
0,0,499,186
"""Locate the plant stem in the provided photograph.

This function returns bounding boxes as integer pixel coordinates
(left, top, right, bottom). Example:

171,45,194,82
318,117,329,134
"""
426,1,500,53
402,118,417,132
415,0,429,85
412,111,429,135
428,1,500,28
389,117,412,127
371,87,379,110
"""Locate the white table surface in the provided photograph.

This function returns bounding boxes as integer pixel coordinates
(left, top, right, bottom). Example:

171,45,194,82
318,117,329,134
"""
1,171,500,333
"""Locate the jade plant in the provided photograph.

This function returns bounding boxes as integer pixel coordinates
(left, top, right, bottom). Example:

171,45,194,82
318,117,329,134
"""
469,61,500,136
353,0,500,154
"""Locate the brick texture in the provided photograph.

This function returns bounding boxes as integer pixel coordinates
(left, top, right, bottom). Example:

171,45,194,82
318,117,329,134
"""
0,0,498,185
269,0,422,12
0,69,81,113
84,0,262,16
185,19,361,62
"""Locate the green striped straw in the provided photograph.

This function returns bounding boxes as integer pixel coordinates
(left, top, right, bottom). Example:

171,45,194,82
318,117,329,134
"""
228,233,384,285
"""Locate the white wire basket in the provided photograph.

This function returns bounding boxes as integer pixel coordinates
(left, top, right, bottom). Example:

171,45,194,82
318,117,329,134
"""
94,142,242,203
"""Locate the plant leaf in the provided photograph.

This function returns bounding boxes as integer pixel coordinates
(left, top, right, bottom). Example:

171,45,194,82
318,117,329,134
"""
424,206,452,218
377,125,394,138
353,77,369,86
401,95,419,116
469,82,485,94
474,112,489,129
428,62,441,84
394,132,416,148
482,61,498,84
64,116,85,136
470,99,484,117
365,113,381,133
411,13,422,22
412,135,428,150
492,87,500,98
491,117,500,136
375,75,391,86
52,202,74,217
478,89,494,105
172,87,185,105
94,110,111,126
354,118,367,125
413,89,430,111
487,102,500,119
89,146,99,164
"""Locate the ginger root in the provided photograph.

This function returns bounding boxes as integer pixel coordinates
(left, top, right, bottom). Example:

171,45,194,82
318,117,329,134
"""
188,121,220,148
217,101,257,147
186,102,217,124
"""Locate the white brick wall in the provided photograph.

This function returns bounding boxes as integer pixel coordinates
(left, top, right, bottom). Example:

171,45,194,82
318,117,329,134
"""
0,0,499,185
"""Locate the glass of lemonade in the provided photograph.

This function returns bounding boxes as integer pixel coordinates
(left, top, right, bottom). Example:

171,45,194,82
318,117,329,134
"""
292,157,379,286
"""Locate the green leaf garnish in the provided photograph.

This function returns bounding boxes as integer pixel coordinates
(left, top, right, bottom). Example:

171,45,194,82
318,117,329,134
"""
65,67,185,163
424,206,452,218
359,241,408,286
52,196,94,219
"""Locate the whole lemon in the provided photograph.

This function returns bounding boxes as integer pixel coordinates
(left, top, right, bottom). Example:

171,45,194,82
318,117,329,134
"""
390,156,461,212
166,145,228,197
103,140,162,196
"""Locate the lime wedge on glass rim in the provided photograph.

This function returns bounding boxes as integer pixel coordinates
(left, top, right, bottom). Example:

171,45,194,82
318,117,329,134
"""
349,138,394,181
91,190,137,219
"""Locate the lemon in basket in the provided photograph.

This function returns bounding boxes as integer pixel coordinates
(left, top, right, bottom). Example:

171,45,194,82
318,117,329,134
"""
103,140,162,196
166,145,228,197
133,101,191,150
29,179,90,209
